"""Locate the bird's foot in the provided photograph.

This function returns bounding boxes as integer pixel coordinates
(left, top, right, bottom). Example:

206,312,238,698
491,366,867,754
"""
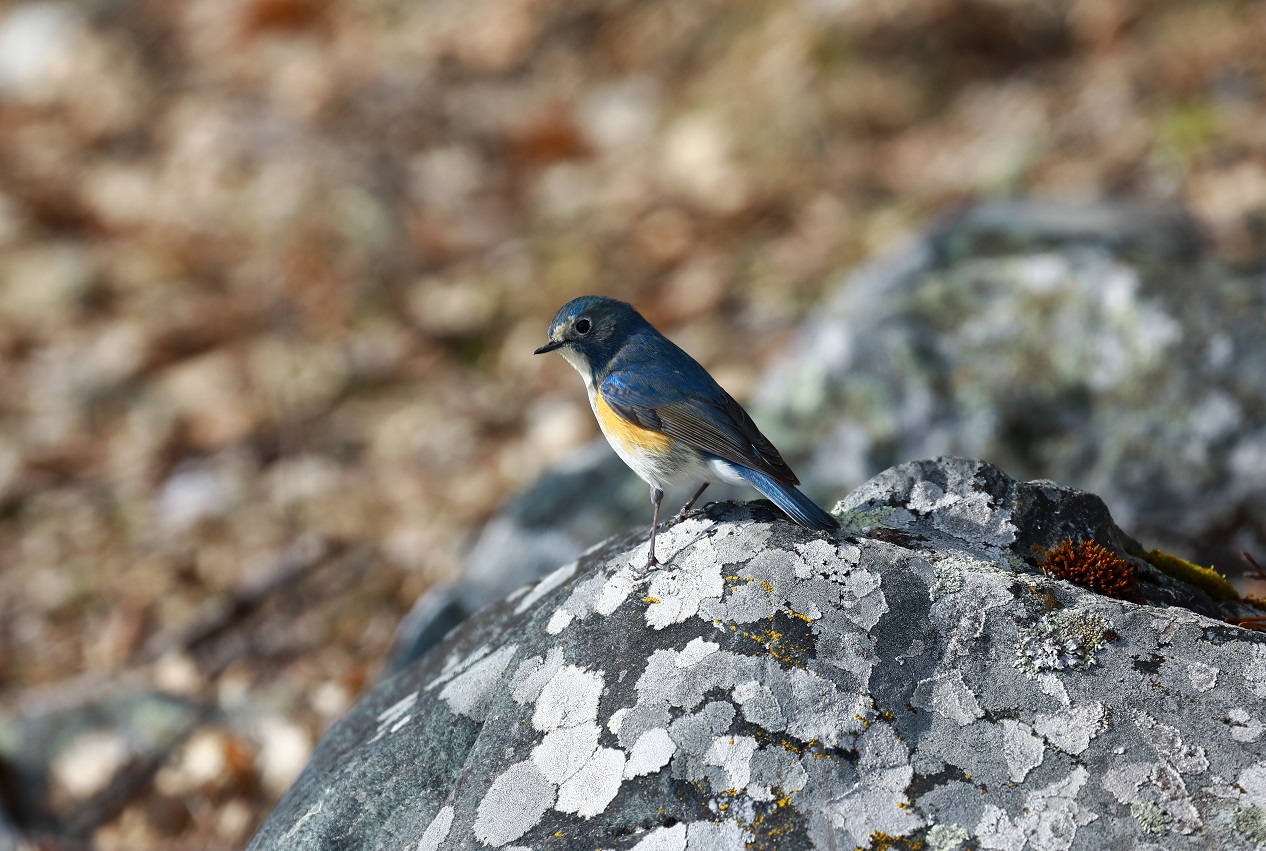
667,508,698,526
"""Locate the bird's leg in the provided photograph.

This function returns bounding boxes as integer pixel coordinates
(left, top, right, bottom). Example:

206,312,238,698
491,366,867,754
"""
646,487,664,568
670,482,710,525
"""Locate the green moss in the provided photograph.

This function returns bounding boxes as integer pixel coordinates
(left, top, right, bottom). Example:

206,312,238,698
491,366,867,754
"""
834,505,897,535
1131,800,1170,836
1139,548,1239,601
1235,804,1266,843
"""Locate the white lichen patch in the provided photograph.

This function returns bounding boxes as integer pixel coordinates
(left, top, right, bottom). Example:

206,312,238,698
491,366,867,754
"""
473,760,556,847
1000,719,1045,782
596,565,640,616
937,573,1014,659
975,766,1097,851
930,551,1014,603
631,823,687,851
432,640,495,685
416,805,453,851
1134,712,1209,775
781,666,870,747
545,608,574,634
907,481,1017,548
703,735,757,790
676,637,720,668
438,644,518,722
1033,703,1106,755
669,701,736,756
836,563,888,631
1035,672,1071,707
531,722,600,784
794,538,854,579
1118,712,1206,835
731,680,785,731
1229,708,1265,743
486,657,632,830
367,691,418,744
509,647,565,706
823,721,921,847
1238,761,1266,808
624,727,676,778
684,820,748,850
913,670,984,726
533,665,604,732
827,767,920,843
1101,762,1151,804
514,561,578,614
1185,661,1218,693
1243,643,1266,699
555,746,625,817
746,744,807,798
645,558,725,629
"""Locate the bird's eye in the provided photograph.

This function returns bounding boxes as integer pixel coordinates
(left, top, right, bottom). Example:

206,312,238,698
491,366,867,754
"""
574,318,592,335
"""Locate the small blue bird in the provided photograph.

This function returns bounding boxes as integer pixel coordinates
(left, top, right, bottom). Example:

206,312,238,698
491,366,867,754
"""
535,295,838,567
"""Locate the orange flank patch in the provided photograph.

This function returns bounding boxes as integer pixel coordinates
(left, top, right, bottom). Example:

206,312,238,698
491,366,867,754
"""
594,391,674,455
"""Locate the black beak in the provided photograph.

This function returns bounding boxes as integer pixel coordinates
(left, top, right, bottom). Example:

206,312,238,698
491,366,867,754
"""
534,340,564,355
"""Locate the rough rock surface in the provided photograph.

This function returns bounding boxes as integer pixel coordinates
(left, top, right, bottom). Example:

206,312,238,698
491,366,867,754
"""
252,458,1266,851
393,202,1266,670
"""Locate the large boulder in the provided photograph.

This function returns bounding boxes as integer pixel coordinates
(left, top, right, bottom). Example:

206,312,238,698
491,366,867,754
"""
250,458,1266,851
392,201,1266,668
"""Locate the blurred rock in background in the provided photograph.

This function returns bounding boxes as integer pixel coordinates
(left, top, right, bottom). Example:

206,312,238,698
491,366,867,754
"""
1,0,1265,847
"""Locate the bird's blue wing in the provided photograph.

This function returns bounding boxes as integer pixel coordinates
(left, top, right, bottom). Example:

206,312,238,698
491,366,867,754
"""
599,370,799,485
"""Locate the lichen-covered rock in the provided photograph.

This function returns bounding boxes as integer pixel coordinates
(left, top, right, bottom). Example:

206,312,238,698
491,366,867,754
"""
250,458,1266,851
393,200,1266,668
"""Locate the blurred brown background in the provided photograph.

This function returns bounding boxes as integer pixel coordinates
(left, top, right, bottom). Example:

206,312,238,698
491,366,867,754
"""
1,0,1264,848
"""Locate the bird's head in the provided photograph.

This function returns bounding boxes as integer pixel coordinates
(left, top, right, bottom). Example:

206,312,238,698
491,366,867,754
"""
534,295,644,383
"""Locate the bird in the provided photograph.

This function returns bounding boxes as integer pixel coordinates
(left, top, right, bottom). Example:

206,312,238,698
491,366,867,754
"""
534,295,838,568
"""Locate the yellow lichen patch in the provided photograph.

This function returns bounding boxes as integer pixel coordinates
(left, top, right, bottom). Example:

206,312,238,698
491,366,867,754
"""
1139,548,1239,601
779,738,804,755
643,596,661,604
856,830,923,851
786,607,815,623
760,580,775,593
1038,540,1139,601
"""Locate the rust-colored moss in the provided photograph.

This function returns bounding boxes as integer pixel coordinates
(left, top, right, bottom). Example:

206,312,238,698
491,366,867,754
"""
1038,540,1139,602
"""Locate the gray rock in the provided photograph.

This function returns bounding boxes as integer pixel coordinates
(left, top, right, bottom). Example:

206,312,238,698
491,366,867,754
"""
391,201,1266,668
250,458,1266,851
0,690,202,840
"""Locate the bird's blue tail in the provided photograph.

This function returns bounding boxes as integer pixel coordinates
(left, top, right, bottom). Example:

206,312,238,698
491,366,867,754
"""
736,467,839,531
